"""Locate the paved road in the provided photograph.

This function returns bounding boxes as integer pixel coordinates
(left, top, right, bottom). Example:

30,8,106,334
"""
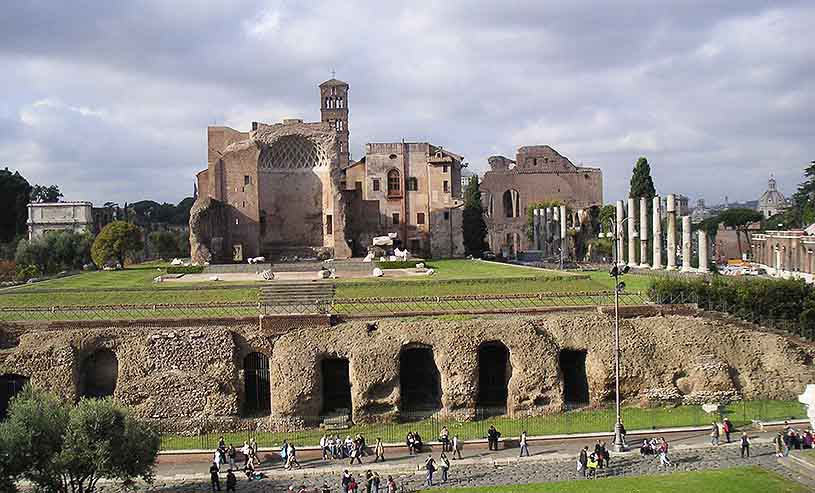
85,429,815,492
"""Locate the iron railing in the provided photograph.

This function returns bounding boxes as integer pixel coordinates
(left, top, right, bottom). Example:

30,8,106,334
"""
156,400,807,452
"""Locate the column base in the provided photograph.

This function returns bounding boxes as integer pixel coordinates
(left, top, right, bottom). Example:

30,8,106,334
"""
651,264,662,270
681,266,693,273
639,263,650,269
666,265,677,271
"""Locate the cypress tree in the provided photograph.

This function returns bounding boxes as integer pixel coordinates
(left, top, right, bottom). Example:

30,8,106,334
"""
462,176,488,256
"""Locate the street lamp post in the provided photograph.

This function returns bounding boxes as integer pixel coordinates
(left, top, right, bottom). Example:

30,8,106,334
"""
600,217,629,452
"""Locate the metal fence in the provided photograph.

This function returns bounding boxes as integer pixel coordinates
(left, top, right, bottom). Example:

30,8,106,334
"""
157,400,807,452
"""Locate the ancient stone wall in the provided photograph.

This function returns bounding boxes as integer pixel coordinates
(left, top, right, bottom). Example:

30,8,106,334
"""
1,311,812,431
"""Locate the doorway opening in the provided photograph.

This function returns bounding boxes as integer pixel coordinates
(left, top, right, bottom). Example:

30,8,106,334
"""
559,349,589,406
321,357,352,414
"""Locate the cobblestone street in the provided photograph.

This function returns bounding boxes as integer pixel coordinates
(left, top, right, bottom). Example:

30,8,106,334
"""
86,438,815,493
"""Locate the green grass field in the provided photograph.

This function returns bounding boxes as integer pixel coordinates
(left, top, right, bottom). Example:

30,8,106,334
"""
158,400,804,451
0,260,656,310
419,467,806,493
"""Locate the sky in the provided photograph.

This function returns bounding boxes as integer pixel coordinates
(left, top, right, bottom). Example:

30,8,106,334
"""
1,1,812,207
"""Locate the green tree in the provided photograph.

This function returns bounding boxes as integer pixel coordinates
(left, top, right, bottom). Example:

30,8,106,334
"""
629,157,657,200
148,231,182,259
718,208,763,256
597,204,616,232
462,176,488,256
15,231,92,275
30,184,63,203
91,221,143,268
0,168,32,243
0,387,160,493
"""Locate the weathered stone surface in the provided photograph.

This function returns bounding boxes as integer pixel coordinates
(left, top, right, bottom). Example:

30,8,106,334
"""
189,196,229,264
1,310,813,431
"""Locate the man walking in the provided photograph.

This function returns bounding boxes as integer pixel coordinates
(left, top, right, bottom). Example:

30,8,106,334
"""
225,469,236,493
374,437,385,462
578,446,589,478
710,422,720,446
723,417,733,443
424,454,436,487
519,430,529,457
452,435,462,459
487,425,500,451
439,452,450,483
209,462,221,492
740,432,750,458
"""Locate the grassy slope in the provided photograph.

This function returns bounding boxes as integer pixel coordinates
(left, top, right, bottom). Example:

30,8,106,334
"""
420,467,806,493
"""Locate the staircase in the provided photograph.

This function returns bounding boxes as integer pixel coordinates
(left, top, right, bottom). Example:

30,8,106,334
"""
259,281,335,315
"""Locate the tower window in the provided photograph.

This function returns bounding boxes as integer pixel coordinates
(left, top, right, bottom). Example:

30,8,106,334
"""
444,211,450,220
326,214,333,235
407,177,418,191
244,175,251,185
372,178,380,192
443,180,449,193
392,213,400,225
387,169,401,196
417,212,425,224
442,165,448,173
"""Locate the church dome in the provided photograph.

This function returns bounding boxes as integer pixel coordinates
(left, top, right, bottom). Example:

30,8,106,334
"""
759,176,786,208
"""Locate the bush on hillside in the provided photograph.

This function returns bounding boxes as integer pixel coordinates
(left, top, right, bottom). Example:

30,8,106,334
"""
166,265,204,274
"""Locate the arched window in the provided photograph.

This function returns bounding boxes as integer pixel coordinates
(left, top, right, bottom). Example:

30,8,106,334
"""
387,169,401,196
503,189,519,218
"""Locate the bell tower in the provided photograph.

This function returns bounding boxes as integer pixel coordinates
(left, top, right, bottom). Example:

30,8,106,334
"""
319,77,350,167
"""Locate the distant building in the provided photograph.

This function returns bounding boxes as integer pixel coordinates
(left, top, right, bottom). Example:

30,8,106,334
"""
27,202,93,240
758,175,789,219
752,229,815,280
460,168,477,194
479,145,602,257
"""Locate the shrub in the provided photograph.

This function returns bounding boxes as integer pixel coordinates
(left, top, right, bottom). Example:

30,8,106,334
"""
166,265,204,274
375,260,424,269
91,221,143,268
14,231,91,275
14,264,39,282
649,275,815,339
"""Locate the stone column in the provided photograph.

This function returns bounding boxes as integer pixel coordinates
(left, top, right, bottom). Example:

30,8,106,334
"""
652,196,662,269
542,208,550,256
627,198,637,267
559,205,567,239
698,230,709,272
639,196,649,268
533,209,541,251
616,200,625,265
681,215,692,272
666,194,677,270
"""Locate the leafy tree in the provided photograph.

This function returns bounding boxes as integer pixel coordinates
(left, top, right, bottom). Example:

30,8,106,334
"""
718,208,763,256
0,168,32,243
629,157,657,200
0,387,159,493
15,231,92,275
462,176,488,256
597,204,616,232
148,231,182,259
91,221,143,268
30,184,63,203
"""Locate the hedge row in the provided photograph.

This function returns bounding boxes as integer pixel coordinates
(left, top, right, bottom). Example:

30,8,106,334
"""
649,276,815,338
375,260,426,269
166,265,205,274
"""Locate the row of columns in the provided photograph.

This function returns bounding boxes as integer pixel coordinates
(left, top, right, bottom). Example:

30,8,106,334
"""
614,193,709,273
532,206,567,256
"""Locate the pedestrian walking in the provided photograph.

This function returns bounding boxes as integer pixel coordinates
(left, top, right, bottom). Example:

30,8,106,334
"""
227,445,236,471
658,437,671,466
487,425,501,451
225,469,236,493
386,475,397,493
774,432,784,457
740,432,750,458
372,471,381,493
452,435,462,459
321,434,329,460
578,446,588,478
723,417,733,443
519,430,529,457
439,426,450,452
281,440,289,469
342,469,352,493
365,470,374,493
424,454,436,487
405,432,415,456
213,449,222,471
374,437,385,462
288,442,302,469
710,422,720,446
209,462,221,492
349,441,362,465
439,452,450,483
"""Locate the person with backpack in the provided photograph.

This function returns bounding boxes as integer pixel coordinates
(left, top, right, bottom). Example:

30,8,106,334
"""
740,432,750,458
424,454,437,486
723,417,733,443
439,452,450,483
280,440,289,469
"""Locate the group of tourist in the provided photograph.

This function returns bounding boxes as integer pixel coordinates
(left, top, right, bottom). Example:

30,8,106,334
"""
209,437,262,491
319,434,387,464
338,469,398,493
773,421,815,457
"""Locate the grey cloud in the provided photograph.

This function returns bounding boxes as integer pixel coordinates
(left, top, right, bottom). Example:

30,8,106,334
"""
0,1,812,206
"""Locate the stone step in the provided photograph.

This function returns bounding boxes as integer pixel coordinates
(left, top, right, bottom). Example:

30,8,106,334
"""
260,282,336,314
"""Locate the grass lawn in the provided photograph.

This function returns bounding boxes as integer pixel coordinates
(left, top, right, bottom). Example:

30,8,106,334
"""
158,400,804,451
419,467,806,493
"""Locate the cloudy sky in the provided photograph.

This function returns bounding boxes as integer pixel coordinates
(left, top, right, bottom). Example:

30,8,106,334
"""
1,1,812,206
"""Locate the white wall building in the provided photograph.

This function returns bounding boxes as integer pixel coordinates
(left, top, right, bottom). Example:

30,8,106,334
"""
27,201,93,240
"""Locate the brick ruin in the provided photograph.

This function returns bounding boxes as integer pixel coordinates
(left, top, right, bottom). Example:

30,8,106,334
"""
1,309,813,431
